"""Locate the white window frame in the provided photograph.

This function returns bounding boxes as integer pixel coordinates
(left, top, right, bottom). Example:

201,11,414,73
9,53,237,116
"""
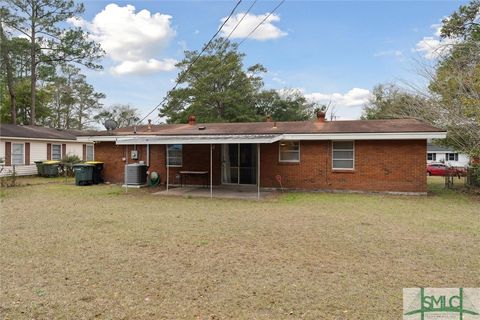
332,140,355,170
51,144,62,160
86,145,94,161
166,144,183,167
446,153,458,161
278,140,300,163
11,143,25,165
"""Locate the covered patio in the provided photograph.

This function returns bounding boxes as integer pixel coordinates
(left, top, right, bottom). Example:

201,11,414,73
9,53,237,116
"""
115,134,283,199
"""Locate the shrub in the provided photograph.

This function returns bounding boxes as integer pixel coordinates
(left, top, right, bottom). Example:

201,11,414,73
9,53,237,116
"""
61,155,82,177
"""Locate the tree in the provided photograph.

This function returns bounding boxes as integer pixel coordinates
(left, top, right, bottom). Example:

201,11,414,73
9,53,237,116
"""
362,2,480,158
46,65,104,129
161,38,268,123
94,104,141,128
361,84,435,122
255,89,315,121
1,0,104,125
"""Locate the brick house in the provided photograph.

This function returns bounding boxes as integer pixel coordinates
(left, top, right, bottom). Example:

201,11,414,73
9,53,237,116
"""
79,114,446,194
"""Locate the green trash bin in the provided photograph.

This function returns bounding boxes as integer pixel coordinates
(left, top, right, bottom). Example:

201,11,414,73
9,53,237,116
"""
85,161,104,184
34,161,45,176
73,164,94,186
42,160,61,177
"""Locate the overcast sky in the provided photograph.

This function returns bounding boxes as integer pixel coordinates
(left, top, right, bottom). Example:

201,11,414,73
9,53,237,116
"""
74,0,466,122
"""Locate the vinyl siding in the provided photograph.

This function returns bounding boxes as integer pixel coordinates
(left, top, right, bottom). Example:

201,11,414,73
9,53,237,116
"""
0,139,93,177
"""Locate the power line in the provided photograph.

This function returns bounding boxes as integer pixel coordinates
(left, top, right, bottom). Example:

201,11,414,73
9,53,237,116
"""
138,0,243,124
224,0,257,40
150,0,286,125
238,0,285,47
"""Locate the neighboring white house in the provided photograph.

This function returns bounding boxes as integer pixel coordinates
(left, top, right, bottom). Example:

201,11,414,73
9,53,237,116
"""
0,124,94,177
427,143,470,167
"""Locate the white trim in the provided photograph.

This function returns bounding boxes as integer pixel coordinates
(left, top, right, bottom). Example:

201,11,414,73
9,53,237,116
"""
11,142,25,165
114,134,283,145
278,140,300,163
86,144,95,161
332,140,355,170
51,143,62,161
83,131,446,143
166,144,183,167
282,132,446,140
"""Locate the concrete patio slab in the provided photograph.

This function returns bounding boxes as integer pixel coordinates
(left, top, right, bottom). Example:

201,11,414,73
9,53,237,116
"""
152,185,276,200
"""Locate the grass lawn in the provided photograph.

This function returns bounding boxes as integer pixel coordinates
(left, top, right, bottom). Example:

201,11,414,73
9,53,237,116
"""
1,177,479,319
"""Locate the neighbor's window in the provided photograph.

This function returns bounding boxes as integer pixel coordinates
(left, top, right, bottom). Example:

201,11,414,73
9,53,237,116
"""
167,144,182,167
11,143,24,165
86,145,94,161
279,141,300,162
332,141,354,170
427,153,436,161
52,144,62,160
447,153,458,161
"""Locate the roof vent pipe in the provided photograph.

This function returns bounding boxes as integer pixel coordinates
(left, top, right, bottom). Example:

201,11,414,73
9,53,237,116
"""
147,119,152,131
188,115,196,126
266,115,272,122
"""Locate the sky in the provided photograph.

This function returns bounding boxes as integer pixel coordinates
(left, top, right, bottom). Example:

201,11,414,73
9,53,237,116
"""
73,0,468,122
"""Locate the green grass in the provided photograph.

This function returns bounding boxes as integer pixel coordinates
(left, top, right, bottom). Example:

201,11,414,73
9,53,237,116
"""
0,177,478,319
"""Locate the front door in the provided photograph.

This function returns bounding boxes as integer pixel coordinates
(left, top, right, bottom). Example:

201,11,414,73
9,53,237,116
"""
221,144,257,185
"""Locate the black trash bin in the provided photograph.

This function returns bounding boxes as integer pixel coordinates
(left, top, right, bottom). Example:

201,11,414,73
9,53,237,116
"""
34,161,45,176
86,161,104,184
42,161,61,177
73,164,94,186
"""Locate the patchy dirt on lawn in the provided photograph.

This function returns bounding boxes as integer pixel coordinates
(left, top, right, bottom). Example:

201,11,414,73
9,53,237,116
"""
0,177,479,319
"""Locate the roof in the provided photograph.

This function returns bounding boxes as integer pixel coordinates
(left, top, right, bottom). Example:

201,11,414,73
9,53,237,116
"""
427,144,455,153
0,124,77,140
115,134,283,145
77,119,445,137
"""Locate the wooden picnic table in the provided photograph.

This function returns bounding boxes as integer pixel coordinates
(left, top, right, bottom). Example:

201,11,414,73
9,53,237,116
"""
179,171,209,187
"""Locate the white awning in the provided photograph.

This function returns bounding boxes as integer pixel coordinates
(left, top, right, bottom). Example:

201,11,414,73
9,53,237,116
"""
114,134,283,145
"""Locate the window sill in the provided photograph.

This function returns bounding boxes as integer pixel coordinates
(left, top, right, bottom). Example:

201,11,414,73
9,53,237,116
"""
331,169,355,173
278,161,300,165
167,165,183,168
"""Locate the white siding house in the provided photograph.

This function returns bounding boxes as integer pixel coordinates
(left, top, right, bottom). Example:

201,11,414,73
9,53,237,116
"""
427,144,470,167
0,124,94,177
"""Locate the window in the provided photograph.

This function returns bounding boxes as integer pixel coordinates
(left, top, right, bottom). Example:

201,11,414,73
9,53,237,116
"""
446,153,458,161
167,144,182,167
86,145,94,161
11,143,24,165
52,144,62,160
427,153,436,161
332,141,354,170
279,141,300,162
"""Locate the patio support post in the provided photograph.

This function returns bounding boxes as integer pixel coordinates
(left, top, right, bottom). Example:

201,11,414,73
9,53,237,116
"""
210,144,213,198
257,143,260,199
166,145,169,193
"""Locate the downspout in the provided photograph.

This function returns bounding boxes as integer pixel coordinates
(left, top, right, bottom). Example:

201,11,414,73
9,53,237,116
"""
124,145,128,193
166,145,169,193
210,144,213,198
257,143,260,199
147,144,150,166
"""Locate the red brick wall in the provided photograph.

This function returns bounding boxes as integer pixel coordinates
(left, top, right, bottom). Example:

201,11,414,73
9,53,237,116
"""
259,140,427,193
94,140,427,193
94,142,222,185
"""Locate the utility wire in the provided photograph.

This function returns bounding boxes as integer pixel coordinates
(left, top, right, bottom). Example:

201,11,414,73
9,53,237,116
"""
137,0,243,125
150,0,285,125
151,0,259,125
238,0,285,46
224,0,257,40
